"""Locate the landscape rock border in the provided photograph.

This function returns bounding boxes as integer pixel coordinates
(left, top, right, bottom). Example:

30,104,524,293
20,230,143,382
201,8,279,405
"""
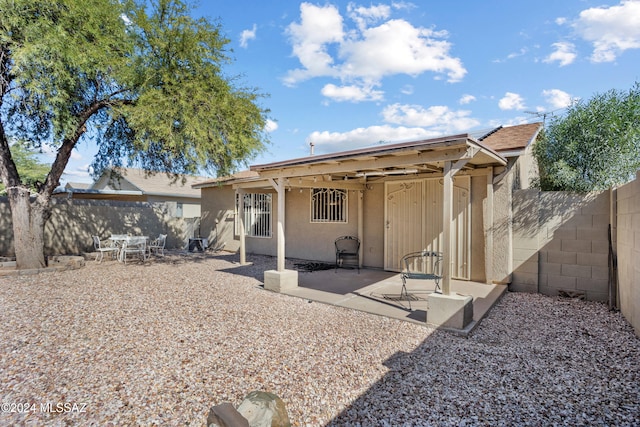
0,255,85,276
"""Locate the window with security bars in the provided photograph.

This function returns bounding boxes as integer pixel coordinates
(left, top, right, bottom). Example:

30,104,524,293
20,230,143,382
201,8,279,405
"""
236,193,272,238
311,188,347,223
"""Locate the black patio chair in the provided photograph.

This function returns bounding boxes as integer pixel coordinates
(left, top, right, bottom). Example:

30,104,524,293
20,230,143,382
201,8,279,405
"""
335,235,360,273
400,250,442,310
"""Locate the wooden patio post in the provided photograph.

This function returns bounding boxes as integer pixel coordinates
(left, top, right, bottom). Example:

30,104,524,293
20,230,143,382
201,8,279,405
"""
271,177,286,272
441,161,453,295
237,188,247,265
358,190,364,269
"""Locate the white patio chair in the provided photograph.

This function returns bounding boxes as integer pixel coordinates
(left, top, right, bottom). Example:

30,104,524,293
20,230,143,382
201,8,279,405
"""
148,234,167,257
92,235,119,263
121,236,147,264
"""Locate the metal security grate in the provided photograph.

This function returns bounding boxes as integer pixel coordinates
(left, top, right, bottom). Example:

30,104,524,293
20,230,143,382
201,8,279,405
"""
311,188,347,223
236,193,272,237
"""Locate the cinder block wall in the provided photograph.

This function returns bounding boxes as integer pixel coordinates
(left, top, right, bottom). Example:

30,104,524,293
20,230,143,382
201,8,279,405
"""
616,171,640,335
512,190,611,301
0,197,199,256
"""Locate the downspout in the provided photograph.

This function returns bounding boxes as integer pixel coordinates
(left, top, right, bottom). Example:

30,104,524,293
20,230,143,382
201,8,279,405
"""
609,186,619,311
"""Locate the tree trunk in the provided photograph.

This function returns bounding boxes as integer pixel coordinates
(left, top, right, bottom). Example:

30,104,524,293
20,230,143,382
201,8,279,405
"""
8,187,48,269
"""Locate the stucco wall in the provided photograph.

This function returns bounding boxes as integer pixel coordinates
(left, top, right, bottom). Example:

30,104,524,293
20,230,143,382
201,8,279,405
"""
471,174,488,282
201,173,491,276
362,182,385,268
200,186,237,252
616,171,640,334
0,197,198,256
284,189,359,262
511,189,611,301
492,170,514,285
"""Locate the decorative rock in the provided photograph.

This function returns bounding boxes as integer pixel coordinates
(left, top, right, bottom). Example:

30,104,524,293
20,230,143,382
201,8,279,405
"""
237,391,291,427
207,402,250,427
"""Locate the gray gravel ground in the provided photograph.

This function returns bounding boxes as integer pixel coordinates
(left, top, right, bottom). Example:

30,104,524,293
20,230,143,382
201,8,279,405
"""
1,252,639,426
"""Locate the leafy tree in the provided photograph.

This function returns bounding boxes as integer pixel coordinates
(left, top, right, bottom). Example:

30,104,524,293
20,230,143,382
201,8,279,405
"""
0,0,270,269
0,142,49,195
533,82,640,192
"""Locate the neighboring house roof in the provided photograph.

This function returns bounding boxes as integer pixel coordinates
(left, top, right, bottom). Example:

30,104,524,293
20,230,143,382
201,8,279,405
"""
192,170,260,189
64,182,91,190
93,167,204,198
480,122,543,155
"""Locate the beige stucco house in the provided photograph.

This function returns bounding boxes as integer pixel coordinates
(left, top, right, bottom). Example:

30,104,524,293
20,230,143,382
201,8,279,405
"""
195,123,543,294
57,167,204,218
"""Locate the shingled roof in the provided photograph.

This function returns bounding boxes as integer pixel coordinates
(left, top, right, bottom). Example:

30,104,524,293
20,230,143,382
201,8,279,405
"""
94,167,205,198
480,122,543,153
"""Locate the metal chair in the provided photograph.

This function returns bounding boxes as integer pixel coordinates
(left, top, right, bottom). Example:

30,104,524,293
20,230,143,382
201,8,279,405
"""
400,251,443,310
148,234,167,257
121,236,147,264
92,235,119,263
335,235,360,273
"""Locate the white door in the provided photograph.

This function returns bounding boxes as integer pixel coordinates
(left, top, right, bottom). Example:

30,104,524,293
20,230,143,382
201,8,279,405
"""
384,177,470,279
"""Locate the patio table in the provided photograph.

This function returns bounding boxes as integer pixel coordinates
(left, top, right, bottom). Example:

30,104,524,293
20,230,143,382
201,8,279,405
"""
109,235,148,262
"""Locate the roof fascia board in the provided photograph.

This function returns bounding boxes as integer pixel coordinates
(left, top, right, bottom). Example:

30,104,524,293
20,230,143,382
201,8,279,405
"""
232,179,366,191
253,146,472,179
251,135,471,171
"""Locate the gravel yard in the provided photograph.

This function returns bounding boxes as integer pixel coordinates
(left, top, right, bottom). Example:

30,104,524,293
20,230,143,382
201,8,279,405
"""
1,252,639,426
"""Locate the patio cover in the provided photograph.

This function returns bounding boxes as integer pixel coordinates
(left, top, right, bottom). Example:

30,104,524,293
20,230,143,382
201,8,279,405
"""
234,134,508,295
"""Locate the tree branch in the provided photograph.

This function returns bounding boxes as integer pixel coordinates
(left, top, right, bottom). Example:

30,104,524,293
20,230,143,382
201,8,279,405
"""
40,98,128,197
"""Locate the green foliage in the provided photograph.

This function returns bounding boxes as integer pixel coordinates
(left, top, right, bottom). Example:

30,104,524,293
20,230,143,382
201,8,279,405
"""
1,0,270,183
533,82,640,192
0,142,49,195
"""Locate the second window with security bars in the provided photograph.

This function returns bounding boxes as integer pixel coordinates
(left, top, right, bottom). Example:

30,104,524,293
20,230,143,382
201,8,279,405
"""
311,188,347,223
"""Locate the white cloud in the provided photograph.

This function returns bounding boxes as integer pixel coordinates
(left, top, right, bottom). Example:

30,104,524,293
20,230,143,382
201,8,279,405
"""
459,94,476,105
573,0,640,62
265,119,278,133
308,125,442,153
400,84,414,95
321,83,384,102
542,89,574,109
62,164,92,181
239,24,257,48
284,2,466,91
498,92,526,111
381,103,479,132
283,3,345,85
543,42,577,66
507,48,528,59
493,48,527,63
347,3,391,31
340,19,466,82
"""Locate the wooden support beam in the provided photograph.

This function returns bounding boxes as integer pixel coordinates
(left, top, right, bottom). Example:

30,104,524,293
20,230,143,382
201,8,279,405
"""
441,161,453,295
237,188,246,265
254,146,470,179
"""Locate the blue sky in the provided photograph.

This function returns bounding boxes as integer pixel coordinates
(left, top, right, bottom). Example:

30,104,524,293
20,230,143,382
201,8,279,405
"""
60,0,640,183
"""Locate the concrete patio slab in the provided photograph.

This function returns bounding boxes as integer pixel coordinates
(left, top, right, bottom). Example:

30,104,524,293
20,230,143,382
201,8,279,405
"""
280,267,507,335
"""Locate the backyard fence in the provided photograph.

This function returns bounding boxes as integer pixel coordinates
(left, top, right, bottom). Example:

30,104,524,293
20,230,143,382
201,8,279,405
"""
0,197,200,257
510,171,640,335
